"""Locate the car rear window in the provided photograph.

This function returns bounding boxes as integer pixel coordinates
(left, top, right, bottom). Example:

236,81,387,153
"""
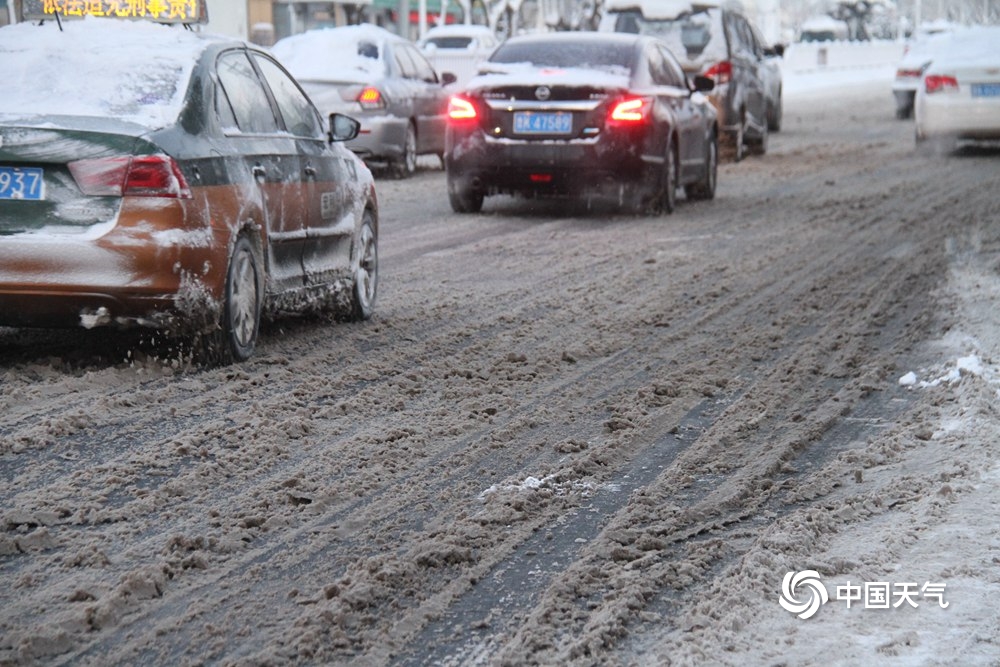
490,39,635,72
610,8,727,70
426,36,474,49
0,19,204,129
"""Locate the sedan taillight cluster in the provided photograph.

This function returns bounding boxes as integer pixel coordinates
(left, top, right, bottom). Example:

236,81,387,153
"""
703,60,733,85
925,74,959,94
608,97,651,124
68,155,192,199
447,95,478,123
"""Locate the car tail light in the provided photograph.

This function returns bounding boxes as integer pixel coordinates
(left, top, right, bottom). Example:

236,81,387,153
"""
925,74,959,94
703,60,732,85
529,173,552,183
608,97,651,124
447,95,478,123
357,87,387,110
68,155,192,198
896,68,923,79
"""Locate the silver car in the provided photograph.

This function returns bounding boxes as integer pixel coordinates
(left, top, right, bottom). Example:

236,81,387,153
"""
272,24,456,177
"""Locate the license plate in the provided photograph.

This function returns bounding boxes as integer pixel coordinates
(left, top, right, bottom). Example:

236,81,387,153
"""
0,166,45,201
971,83,1000,97
513,111,572,135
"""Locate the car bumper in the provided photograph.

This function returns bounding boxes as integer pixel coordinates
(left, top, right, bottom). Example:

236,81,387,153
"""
917,93,1000,139
348,114,409,164
445,127,661,198
0,200,229,332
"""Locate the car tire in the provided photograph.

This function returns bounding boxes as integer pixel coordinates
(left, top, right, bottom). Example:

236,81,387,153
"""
720,113,745,163
768,93,782,132
392,122,418,179
660,139,678,215
347,211,378,321
200,234,263,365
447,177,484,213
685,131,718,201
749,119,768,156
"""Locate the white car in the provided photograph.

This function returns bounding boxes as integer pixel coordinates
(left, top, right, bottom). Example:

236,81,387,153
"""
915,27,1000,153
417,25,499,88
891,27,956,119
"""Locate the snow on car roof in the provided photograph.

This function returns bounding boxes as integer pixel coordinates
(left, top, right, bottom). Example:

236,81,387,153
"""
0,17,221,129
602,0,720,19
421,24,495,38
270,24,395,84
924,26,1000,71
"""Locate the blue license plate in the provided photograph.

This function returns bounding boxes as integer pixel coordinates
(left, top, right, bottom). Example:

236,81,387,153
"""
971,83,1000,97
0,166,45,201
513,111,572,135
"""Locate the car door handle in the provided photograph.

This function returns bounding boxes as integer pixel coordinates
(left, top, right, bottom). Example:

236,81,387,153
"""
252,164,266,180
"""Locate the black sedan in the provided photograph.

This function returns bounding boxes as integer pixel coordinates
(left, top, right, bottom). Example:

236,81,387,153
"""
444,32,718,214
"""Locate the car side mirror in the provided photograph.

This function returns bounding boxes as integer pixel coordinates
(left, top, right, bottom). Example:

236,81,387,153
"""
329,113,360,143
692,75,715,93
772,43,785,57
441,72,458,86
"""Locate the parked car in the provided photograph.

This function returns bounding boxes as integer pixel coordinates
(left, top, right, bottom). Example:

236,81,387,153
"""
891,27,957,119
271,24,456,177
0,18,379,363
914,27,1000,153
599,0,773,161
417,24,499,88
444,32,718,214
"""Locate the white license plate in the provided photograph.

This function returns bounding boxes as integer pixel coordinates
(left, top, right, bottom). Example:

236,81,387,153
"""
0,166,45,201
971,83,1000,97
513,111,572,135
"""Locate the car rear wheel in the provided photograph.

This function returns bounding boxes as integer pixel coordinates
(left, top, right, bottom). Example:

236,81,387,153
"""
748,120,768,156
348,212,378,321
447,177,484,213
685,132,718,201
392,122,418,179
660,139,678,215
199,234,263,365
768,93,783,132
720,112,745,163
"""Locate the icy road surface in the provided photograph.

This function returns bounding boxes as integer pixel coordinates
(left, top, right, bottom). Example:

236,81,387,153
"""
3,75,1000,666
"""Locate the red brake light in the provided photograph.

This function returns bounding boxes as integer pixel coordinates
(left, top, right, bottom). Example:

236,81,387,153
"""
896,68,923,79
925,74,959,94
447,95,478,123
609,97,650,124
703,60,732,85
68,155,191,199
357,87,386,110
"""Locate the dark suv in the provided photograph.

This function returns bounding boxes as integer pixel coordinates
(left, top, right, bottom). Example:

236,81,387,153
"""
600,1,780,161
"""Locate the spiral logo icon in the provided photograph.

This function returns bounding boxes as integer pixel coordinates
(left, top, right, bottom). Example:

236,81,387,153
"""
779,570,829,619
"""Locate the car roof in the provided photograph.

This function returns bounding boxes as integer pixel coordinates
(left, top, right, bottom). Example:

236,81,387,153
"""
270,24,400,83
602,0,723,19
501,31,650,48
421,24,495,37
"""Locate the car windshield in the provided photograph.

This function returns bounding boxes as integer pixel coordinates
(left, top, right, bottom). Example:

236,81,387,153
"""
612,8,726,66
0,19,201,129
426,36,474,49
489,39,635,73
